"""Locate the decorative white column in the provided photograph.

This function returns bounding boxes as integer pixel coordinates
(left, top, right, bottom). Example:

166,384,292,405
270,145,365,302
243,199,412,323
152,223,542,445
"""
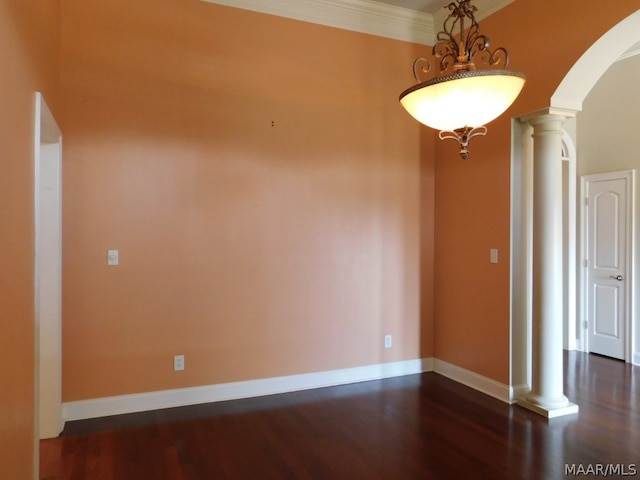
517,112,579,418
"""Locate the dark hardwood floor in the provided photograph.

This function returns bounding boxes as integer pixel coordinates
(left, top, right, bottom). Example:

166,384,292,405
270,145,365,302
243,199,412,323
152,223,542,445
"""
40,352,639,480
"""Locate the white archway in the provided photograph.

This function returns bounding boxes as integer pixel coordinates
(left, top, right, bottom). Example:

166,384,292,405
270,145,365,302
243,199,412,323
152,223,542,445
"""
552,10,640,112
552,8,640,364
510,8,640,416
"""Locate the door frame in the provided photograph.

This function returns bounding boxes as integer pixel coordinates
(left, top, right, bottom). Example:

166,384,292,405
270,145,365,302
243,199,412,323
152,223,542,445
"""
579,170,635,362
34,91,63,449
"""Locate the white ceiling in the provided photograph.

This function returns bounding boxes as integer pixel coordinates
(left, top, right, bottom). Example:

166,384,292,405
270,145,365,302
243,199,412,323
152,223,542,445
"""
200,0,514,45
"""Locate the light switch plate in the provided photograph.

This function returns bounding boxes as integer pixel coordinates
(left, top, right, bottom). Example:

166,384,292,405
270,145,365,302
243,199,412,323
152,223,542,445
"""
174,355,185,371
490,248,498,264
107,249,119,266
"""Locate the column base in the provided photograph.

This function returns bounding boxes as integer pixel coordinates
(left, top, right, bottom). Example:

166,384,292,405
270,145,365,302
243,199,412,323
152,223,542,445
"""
517,397,579,419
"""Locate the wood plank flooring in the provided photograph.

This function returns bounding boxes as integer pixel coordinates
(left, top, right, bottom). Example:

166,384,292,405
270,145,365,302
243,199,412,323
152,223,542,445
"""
40,352,640,479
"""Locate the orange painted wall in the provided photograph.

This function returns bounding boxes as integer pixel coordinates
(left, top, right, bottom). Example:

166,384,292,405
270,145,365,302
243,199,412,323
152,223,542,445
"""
1,0,636,474
433,0,640,383
420,129,435,357
60,0,431,401
0,1,60,477
58,0,640,407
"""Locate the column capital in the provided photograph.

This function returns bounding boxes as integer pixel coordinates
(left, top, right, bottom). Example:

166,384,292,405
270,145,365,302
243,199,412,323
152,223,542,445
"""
529,114,566,137
519,106,578,124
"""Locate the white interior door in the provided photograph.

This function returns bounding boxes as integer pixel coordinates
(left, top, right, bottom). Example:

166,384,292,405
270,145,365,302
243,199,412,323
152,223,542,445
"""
583,171,633,360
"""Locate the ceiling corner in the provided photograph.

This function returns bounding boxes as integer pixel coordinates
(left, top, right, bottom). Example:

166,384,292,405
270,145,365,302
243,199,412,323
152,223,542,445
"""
200,0,515,46
433,0,515,28
200,0,436,45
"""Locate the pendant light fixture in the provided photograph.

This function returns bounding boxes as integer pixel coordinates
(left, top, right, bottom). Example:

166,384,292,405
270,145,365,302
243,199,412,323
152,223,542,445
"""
399,0,525,159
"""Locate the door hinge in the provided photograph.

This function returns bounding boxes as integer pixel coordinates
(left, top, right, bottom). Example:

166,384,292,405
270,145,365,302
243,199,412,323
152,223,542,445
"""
584,320,588,329
584,259,588,268
584,197,589,206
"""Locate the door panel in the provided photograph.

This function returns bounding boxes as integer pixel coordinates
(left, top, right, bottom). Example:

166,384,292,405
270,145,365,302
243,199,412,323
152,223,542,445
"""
594,191,620,268
593,284,619,336
585,173,629,360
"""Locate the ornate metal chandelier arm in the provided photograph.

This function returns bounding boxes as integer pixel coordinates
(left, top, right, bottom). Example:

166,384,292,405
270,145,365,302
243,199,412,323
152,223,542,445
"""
484,46,510,68
442,3,461,41
439,126,488,159
462,17,480,54
467,28,489,61
412,57,431,82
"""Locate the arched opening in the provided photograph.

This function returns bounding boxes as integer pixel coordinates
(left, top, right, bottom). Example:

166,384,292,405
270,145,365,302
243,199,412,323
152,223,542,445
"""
510,9,640,410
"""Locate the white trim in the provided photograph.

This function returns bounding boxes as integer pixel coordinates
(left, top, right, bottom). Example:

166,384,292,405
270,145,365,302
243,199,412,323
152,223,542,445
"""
517,398,579,419
631,172,638,367
510,117,533,401
34,92,63,441
519,107,578,123
421,357,435,372
38,93,62,143
627,171,635,365
62,358,535,422
551,10,640,112
510,383,530,401
617,42,640,62
562,129,577,351
433,359,515,404
34,92,63,479
63,358,434,421
199,0,513,46
201,0,433,44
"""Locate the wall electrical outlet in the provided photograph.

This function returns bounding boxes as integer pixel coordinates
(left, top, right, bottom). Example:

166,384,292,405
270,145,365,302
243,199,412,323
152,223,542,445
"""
173,354,185,371
384,335,393,349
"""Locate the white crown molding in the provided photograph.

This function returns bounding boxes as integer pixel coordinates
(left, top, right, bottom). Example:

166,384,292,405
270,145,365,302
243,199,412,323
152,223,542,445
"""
201,0,514,45
201,0,434,45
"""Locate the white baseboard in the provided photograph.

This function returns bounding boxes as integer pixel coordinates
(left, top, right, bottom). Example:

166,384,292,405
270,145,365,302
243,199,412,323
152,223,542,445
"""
633,352,640,366
510,383,530,402
63,358,434,422
63,357,529,422
433,359,516,404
